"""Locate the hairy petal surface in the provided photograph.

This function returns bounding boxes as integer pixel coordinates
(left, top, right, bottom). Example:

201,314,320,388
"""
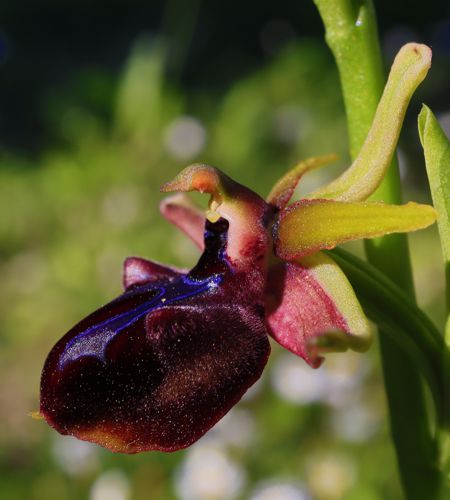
265,252,371,367
275,199,437,260
41,300,269,453
41,219,270,453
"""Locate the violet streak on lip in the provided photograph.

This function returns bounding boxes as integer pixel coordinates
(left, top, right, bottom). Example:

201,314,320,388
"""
58,273,224,370
57,219,231,371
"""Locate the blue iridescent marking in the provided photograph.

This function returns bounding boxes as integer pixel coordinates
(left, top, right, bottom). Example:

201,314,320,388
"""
58,273,223,369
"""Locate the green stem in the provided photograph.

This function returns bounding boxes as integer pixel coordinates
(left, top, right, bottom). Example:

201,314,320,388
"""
314,1,442,497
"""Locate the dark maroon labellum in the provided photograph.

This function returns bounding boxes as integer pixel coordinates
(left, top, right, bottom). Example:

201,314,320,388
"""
40,219,270,453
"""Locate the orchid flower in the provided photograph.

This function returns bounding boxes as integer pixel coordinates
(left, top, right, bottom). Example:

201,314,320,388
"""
40,43,436,453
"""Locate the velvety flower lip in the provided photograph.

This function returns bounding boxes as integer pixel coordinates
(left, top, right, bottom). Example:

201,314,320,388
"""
40,217,271,453
39,42,437,453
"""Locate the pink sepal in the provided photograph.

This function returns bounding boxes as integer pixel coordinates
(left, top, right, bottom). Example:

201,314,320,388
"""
265,260,350,368
160,194,205,250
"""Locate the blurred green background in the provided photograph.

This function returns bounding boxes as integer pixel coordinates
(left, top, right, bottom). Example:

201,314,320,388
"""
0,1,449,499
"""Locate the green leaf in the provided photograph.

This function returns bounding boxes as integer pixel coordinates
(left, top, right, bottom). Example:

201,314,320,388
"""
418,105,450,313
328,247,446,420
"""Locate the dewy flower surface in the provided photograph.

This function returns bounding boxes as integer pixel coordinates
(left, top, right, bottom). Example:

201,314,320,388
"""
40,43,436,453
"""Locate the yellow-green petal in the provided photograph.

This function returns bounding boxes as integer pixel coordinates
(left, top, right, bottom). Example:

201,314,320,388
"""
275,199,437,259
266,153,338,209
307,43,431,202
